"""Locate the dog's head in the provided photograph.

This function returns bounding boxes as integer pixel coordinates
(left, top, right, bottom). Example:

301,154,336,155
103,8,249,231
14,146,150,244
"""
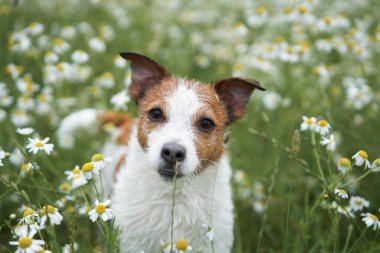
120,52,265,180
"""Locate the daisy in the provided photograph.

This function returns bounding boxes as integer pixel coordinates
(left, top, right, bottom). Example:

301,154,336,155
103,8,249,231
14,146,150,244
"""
65,166,88,188
82,162,95,179
371,158,380,172
19,208,39,224
174,239,192,253
88,37,106,52
352,150,371,169
334,188,348,199
315,120,331,135
300,116,317,131
337,157,351,174
71,49,89,64
90,153,113,172
20,163,34,176
14,221,44,237
62,242,78,253
0,149,7,166
16,127,34,135
26,137,54,155
9,230,45,253
361,213,380,231
320,134,336,151
348,196,370,212
88,199,113,222
40,205,63,226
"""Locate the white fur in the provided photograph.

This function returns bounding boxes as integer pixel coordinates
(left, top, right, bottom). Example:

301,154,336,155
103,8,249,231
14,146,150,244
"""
111,126,234,252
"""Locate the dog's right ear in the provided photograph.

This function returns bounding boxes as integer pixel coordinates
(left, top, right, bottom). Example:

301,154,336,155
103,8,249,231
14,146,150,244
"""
120,52,170,104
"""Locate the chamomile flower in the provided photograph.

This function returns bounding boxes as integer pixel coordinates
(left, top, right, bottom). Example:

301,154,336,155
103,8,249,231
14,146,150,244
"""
349,196,370,212
14,221,44,237
334,188,348,199
90,153,113,171
110,90,130,110
62,242,79,253
26,137,54,155
337,157,351,174
0,149,7,166
320,134,336,151
65,166,88,188
71,49,89,64
9,230,45,253
20,163,34,176
300,116,317,131
88,200,113,222
88,37,106,52
371,158,380,172
315,120,331,135
52,38,70,54
40,205,63,226
361,213,380,230
352,150,371,169
174,239,192,253
19,208,39,224
16,127,34,135
82,162,95,179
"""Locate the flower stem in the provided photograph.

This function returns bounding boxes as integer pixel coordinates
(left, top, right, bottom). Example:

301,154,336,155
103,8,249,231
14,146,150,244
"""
170,162,179,253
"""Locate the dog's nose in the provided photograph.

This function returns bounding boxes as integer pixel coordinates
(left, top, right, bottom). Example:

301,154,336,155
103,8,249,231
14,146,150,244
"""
161,143,186,164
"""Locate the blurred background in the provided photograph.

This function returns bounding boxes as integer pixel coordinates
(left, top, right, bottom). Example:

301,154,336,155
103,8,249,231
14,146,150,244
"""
0,0,379,252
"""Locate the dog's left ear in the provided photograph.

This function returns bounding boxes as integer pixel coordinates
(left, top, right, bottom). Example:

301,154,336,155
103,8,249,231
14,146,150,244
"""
120,52,170,104
213,78,265,125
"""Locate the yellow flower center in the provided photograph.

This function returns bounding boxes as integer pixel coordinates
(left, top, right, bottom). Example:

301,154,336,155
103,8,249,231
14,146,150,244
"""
23,208,35,217
256,6,267,15
36,250,46,253
176,239,188,250
53,38,64,46
21,163,31,171
95,204,106,214
82,163,94,172
233,63,244,71
94,245,103,251
67,206,76,214
91,154,104,162
35,141,44,148
42,205,56,215
282,7,293,14
373,158,380,166
18,237,32,248
370,214,379,221
286,47,294,54
161,242,170,249
60,183,70,191
56,63,65,71
306,118,314,125
72,168,81,174
339,158,351,167
338,189,347,195
318,120,328,127
298,5,308,14
102,72,113,79
358,150,368,159
323,16,332,24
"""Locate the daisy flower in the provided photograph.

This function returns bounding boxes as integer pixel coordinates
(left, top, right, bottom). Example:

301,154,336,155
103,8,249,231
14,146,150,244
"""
16,127,34,135
352,150,371,169
19,208,39,224
71,49,89,64
0,149,7,166
334,188,348,199
320,134,336,151
371,158,380,172
90,153,113,172
88,199,113,222
9,230,45,253
174,239,192,253
14,221,44,237
361,213,380,231
348,196,370,212
82,162,95,179
26,137,54,155
300,116,317,131
40,205,63,226
315,120,331,135
65,166,88,188
20,163,34,176
62,242,78,253
337,157,351,174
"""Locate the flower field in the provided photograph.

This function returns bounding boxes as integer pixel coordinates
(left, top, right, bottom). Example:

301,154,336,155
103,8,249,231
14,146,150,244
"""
0,0,379,252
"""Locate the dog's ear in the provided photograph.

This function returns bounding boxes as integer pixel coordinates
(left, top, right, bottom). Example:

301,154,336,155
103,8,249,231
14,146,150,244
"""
120,52,170,104
213,78,265,125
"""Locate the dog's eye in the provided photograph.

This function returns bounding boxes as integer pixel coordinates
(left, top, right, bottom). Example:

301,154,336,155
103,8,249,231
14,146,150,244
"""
198,118,215,132
148,108,164,121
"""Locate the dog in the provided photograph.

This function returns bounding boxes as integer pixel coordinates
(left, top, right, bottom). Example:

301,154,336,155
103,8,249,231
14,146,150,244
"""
58,52,264,252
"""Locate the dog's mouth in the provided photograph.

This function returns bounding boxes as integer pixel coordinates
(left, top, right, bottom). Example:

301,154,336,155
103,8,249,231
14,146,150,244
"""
157,164,183,180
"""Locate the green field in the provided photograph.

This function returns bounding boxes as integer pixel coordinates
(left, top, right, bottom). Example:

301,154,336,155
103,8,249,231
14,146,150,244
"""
0,0,379,252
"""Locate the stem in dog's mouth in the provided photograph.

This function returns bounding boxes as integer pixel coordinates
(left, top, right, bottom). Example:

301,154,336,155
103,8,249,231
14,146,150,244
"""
169,162,179,253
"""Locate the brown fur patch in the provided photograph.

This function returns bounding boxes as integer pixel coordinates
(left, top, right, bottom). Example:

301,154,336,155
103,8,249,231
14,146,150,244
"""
99,112,134,144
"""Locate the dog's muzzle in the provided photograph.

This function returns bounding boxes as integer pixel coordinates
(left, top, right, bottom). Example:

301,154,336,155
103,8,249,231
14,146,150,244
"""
158,142,186,179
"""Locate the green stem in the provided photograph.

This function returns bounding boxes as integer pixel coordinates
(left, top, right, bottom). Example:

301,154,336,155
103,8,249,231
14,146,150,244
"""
343,224,353,252
340,169,372,188
169,163,179,253
311,132,328,187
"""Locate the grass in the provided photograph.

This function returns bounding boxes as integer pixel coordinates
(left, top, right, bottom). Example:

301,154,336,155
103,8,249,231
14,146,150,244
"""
0,0,380,252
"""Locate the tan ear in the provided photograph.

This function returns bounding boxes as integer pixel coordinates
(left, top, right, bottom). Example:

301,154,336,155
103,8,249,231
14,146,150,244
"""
120,52,170,104
213,78,265,124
